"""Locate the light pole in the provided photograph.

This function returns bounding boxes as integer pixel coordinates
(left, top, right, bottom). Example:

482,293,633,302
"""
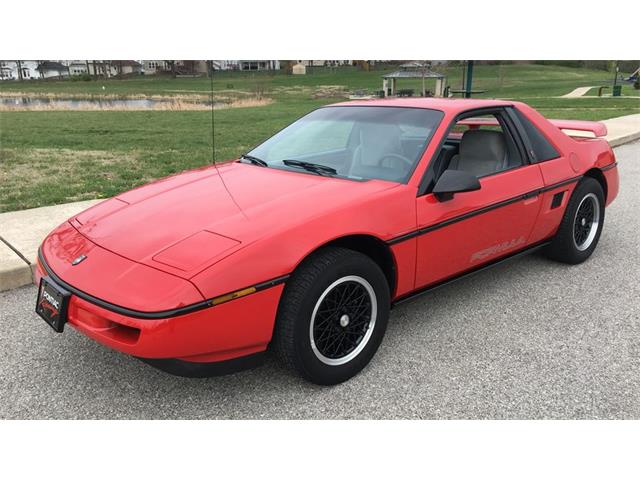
464,60,474,98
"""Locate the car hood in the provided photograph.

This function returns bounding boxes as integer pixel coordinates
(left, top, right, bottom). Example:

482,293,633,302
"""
73,161,397,278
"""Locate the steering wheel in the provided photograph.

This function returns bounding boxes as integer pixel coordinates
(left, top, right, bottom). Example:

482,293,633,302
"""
347,148,414,178
379,153,413,169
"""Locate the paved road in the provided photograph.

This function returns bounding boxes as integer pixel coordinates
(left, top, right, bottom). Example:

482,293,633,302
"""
1,142,638,419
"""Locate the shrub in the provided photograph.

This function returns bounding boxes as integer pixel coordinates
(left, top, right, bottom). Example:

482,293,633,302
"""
70,73,92,82
533,60,585,68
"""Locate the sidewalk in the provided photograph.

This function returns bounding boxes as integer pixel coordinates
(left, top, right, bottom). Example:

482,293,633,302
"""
602,113,640,147
1,114,639,291
561,86,596,98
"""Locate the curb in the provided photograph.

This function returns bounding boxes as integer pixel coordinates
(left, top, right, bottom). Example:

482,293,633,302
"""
0,240,33,292
608,131,640,148
0,199,101,292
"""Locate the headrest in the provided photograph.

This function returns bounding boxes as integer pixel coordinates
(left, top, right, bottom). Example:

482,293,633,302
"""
460,129,507,165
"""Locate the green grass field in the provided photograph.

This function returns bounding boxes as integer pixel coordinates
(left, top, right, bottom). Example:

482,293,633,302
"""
1,63,638,212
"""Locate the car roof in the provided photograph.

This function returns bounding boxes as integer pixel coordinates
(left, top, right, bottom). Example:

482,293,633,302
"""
328,97,514,114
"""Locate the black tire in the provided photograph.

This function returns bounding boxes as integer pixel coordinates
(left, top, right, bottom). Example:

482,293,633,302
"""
544,177,605,264
273,247,390,385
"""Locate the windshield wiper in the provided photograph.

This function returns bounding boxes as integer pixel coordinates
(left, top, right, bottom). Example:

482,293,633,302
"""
240,154,268,167
282,159,337,176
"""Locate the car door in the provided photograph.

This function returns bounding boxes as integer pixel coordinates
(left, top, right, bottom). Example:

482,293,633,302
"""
414,108,545,288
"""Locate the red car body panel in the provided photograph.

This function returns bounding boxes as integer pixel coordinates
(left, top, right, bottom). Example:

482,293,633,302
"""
414,164,545,286
35,98,619,367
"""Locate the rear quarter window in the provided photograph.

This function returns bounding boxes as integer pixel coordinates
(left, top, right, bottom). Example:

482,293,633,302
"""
514,109,560,162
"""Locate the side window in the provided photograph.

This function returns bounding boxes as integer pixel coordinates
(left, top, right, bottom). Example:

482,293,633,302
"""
513,109,560,162
446,112,523,178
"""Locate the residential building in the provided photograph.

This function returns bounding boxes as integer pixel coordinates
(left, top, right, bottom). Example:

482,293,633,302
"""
0,60,70,80
297,60,353,67
36,61,69,78
0,61,38,80
65,60,89,76
212,60,240,70
111,60,142,75
238,60,280,71
142,60,170,74
143,60,210,75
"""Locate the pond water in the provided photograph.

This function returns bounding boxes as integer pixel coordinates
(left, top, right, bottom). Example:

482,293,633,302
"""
0,96,218,109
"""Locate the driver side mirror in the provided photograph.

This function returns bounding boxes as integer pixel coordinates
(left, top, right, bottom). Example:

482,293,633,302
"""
433,170,481,202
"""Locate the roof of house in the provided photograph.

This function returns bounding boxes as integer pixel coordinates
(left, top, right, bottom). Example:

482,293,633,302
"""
111,60,142,67
36,61,67,71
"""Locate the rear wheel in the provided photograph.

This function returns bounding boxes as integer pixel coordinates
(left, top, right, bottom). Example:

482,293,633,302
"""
544,177,605,264
273,247,390,385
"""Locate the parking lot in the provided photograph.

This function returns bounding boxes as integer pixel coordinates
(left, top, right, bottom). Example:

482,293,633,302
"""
1,141,638,420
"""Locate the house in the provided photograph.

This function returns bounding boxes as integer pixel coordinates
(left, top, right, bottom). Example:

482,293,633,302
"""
0,61,12,80
140,60,280,75
142,61,210,76
238,60,280,71
36,61,69,79
142,60,170,74
0,60,74,80
65,60,90,76
111,60,142,75
176,61,209,75
62,61,141,78
0,61,38,80
212,60,240,70
64,60,116,77
297,60,353,67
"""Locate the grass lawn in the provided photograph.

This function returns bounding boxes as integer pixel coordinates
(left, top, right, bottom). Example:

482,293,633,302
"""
1,63,639,212
0,100,322,212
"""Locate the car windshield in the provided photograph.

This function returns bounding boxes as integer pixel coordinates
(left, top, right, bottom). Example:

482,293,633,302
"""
245,106,444,183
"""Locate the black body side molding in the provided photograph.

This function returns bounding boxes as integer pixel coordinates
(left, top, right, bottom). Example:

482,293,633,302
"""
392,241,549,307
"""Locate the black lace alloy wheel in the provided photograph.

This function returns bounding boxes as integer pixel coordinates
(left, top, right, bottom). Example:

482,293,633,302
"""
572,192,600,251
273,246,390,385
309,275,377,366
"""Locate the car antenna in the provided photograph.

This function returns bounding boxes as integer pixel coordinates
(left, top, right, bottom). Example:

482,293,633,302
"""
210,63,217,165
209,61,247,218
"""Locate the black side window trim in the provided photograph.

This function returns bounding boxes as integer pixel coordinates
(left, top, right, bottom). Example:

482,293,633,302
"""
417,106,530,196
506,107,537,163
508,107,560,163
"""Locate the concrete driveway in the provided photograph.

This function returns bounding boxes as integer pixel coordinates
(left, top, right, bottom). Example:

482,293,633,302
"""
1,141,638,419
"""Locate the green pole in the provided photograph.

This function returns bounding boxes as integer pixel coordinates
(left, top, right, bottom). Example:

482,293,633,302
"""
465,60,474,98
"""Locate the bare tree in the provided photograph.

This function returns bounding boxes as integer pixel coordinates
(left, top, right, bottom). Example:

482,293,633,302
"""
166,60,177,78
16,60,23,81
37,61,45,79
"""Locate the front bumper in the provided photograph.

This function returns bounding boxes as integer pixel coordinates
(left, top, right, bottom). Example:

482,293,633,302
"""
35,251,285,370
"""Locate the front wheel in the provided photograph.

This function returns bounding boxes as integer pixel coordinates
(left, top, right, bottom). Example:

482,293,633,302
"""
273,247,390,385
544,177,605,264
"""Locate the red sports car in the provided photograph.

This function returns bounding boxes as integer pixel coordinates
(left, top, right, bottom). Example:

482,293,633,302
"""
34,98,619,384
